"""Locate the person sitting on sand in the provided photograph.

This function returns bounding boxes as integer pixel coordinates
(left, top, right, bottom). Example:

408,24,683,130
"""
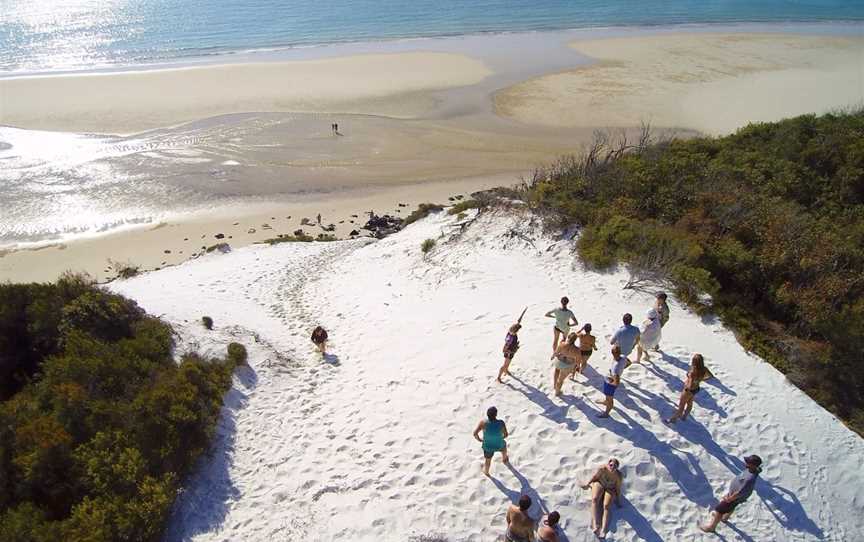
610,313,640,367
311,326,328,354
498,323,522,383
635,308,662,362
596,345,627,418
570,323,597,380
552,333,581,396
537,511,560,542
700,455,762,533
581,458,623,539
505,495,535,542
666,353,715,423
545,297,577,354
473,406,509,476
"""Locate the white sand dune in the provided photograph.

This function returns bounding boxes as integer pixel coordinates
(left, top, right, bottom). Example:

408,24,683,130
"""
111,209,863,541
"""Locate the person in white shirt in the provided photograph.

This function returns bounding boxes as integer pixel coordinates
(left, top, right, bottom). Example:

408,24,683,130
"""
636,308,662,362
700,455,763,533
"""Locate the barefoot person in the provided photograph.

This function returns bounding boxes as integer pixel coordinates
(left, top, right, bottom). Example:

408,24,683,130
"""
654,292,670,350
311,326,328,354
498,323,522,383
700,455,763,533
473,407,509,476
545,297,577,354
571,323,597,379
635,308,662,362
581,458,623,539
552,333,581,396
505,495,535,542
596,345,627,418
537,511,560,542
610,313,640,367
666,353,715,423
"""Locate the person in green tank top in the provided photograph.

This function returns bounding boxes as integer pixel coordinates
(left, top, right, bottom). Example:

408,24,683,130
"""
473,406,509,476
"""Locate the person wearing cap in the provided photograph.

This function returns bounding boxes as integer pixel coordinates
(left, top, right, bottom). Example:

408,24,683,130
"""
537,511,561,542
636,308,662,363
610,313,640,367
545,297,578,355
700,455,763,533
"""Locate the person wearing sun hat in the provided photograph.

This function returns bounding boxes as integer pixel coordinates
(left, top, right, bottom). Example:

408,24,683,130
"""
700,455,763,533
636,308,662,362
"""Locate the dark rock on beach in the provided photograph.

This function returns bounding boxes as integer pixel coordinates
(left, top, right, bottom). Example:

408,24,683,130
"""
215,233,225,239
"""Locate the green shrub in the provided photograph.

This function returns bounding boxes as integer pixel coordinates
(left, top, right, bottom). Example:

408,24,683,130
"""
421,238,436,254
227,343,248,366
525,110,864,435
447,199,481,215
0,280,239,538
107,260,140,280
404,203,445,225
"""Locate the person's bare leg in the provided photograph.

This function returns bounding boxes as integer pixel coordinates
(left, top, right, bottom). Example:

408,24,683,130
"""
552,328,561,354
483,457,492,476
599,492,613,538
667,393,687,423
699,511,722,532
682,397,694,420
553,368,560,390
497,358,510,383
597,396,613,417
501,448,510,465
590,483,603,533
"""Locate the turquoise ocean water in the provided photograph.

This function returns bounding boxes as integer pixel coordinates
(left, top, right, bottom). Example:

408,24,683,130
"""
1,0,863,74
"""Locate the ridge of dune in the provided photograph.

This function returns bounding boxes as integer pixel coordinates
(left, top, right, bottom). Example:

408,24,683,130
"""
110,209,863,541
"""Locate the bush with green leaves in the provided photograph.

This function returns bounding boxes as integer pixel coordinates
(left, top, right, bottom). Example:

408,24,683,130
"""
421,238,436,255
525,110,864,434
405,203,444,225
0,276,239,540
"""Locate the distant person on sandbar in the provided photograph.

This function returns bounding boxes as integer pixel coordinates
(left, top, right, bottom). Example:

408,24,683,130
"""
596,345,626,418
498,323,522,383
473,406,509,476
571,323,597,380
311,325,328,354
552,333,580,396
334,122,339,134
666,353,715,423
545,297,577,355
504,495,535,542
654,292,670,350
610,313,640,367
700,455,762,533
635,308,662,362
537,511,561,542
581,457,623,539
316,213,322,225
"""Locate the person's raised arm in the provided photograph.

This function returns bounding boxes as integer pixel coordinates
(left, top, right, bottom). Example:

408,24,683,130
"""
473,420,485,442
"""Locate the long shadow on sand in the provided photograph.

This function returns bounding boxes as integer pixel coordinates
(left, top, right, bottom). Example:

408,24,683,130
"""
506,375,579,432
489,464,572,542
644,355,732,419
605,494,664,542
164,364,257,539
757,480,825,539
567,397,717,509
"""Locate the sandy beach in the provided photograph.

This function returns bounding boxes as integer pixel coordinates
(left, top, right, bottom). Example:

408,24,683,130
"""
2,26,863,284
495,33,864,135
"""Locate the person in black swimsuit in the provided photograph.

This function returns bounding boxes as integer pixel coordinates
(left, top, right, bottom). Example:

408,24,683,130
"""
666,353,714,423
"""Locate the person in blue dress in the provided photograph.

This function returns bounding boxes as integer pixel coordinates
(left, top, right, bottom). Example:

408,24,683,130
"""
472,406,509,476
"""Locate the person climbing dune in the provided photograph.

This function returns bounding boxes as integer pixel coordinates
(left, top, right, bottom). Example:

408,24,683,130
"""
311,325,328,354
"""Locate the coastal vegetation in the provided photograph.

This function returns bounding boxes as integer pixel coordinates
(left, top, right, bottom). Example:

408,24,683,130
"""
0,274,240,540
405,203,445,225
524,111,864,434
421,238,437,255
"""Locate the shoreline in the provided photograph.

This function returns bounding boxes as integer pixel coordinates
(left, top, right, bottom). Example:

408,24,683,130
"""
1,21,862,80
2,23,862,283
